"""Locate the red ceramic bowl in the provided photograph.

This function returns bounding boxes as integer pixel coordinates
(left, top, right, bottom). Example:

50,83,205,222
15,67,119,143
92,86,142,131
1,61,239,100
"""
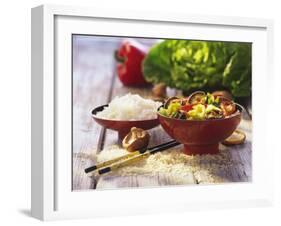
92,105,160,140
157,105,242,155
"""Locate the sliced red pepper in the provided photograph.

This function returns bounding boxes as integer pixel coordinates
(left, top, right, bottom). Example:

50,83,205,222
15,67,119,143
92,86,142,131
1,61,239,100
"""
115,40,149,86
181,104,193,112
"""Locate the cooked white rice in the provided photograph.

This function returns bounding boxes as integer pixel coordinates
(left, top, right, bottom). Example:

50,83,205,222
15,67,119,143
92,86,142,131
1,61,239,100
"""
96,93,162,121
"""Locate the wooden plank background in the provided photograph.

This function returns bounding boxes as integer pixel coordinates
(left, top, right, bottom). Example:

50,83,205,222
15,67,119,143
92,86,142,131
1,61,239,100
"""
72,35,252,190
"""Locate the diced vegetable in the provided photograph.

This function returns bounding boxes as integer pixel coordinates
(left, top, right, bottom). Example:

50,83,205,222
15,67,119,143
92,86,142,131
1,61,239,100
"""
167,102,181,116
158,91,238,120
205,104,221,114
187,104,206,120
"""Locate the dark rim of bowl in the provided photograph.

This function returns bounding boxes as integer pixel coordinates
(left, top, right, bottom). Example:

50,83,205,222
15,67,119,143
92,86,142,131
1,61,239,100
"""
157,103,243,122
91,104,159,122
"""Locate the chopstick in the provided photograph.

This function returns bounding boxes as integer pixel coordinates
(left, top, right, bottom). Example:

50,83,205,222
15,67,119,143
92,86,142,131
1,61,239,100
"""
97,141,180,175
84,140,179,175
84,140,176,174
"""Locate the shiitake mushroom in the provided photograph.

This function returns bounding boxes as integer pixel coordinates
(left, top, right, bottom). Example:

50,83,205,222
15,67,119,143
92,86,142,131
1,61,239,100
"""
212,90,232,101
222,130,246,145
187,91,206,105
220,100,236,116
152,83,167,98
122,127,150,152
163,96,180,108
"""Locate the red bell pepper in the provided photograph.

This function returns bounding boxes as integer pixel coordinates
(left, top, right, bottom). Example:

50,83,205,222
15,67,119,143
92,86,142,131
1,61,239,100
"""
115,40,149,86
181,104,193,112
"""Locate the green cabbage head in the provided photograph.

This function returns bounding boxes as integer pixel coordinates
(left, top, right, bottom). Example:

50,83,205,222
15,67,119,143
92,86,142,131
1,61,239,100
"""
142,40,251,97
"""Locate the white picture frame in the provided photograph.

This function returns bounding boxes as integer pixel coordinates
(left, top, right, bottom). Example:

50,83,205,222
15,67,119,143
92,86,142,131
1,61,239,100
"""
31,4,274,221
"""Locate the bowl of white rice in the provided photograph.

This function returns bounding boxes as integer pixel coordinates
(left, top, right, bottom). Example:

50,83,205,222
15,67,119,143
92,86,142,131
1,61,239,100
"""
92,94,162,139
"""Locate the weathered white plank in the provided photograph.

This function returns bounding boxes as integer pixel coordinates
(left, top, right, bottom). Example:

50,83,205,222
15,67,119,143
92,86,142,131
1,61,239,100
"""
96,172,196,189
72,131,98,189
72,37,119,190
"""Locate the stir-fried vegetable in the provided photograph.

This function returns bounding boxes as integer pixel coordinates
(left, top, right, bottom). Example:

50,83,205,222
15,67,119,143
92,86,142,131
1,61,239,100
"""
188,104,206,120
158,91,237,120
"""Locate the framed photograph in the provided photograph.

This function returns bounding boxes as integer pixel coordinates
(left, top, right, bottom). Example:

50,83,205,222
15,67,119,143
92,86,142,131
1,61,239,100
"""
31,4,274,221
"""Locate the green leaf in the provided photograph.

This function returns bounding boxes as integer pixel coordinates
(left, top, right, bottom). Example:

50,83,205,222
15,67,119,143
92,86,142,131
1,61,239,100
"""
142,40,252,97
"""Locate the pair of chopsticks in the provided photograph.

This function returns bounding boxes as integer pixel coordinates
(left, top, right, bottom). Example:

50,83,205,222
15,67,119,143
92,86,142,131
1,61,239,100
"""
84,140,180,175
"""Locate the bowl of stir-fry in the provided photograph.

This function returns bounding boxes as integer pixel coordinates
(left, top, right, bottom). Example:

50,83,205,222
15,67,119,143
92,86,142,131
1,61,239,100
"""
157,91,242,155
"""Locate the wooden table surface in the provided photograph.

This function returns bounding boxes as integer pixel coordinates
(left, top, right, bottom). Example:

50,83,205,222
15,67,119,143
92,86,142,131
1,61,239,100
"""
72,36,252,190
